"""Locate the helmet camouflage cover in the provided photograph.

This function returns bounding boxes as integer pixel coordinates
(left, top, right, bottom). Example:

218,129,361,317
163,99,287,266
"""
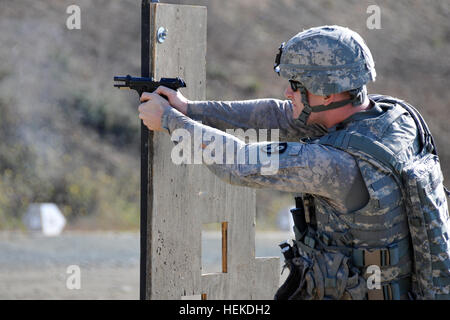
276,25,376,96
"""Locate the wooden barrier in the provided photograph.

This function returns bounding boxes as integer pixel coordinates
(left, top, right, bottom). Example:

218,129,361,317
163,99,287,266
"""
145,3,279,300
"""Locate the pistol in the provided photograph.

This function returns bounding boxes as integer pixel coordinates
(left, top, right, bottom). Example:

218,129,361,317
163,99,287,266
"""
113,74,186,98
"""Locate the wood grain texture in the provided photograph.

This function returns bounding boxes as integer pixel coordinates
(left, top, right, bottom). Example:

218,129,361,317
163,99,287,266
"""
148,3,279,300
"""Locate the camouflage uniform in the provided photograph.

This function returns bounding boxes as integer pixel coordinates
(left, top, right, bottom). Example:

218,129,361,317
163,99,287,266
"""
161,25,449,299
163,100,368,212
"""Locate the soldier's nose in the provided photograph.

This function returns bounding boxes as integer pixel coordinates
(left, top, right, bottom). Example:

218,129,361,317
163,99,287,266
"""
284,87,292,99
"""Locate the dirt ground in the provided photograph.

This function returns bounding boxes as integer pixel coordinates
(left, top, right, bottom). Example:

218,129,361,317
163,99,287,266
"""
0,266,139,300
0,230,291,300
0,231,140,300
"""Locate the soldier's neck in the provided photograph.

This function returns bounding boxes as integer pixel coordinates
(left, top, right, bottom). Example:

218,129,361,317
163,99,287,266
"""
313,98,372,129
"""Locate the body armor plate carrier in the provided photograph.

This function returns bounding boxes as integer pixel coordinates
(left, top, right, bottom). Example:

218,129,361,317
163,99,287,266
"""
276,95,450,300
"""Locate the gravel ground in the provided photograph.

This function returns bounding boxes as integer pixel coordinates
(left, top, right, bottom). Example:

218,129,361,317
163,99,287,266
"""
0,230,293,300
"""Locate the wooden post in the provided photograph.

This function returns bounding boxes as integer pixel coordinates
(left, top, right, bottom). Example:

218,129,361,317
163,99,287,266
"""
140,0,151,301
145,3,280,300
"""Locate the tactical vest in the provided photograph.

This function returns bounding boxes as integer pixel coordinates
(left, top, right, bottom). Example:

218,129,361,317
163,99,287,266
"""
278,94,450,300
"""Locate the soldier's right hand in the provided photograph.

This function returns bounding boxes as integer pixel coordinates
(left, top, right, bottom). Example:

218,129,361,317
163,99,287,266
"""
154,86,190,115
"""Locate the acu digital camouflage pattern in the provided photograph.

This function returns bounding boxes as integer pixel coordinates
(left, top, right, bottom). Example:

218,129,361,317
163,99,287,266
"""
286,250,367,300
163,104,366,211
156,22,449,299
402,152,450,299
278,25,376,96
163,82,449,298
187,98,327,142
313,95,450,300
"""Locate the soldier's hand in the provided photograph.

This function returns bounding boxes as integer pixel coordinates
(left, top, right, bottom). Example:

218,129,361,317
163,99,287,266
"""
138,92,170,131
154,86,190,115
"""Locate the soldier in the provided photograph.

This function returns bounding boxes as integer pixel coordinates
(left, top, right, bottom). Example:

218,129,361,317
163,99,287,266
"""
138,25,450,300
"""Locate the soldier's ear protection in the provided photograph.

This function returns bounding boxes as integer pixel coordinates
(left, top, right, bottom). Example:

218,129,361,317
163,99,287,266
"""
274,42,285,75
348,87,366,106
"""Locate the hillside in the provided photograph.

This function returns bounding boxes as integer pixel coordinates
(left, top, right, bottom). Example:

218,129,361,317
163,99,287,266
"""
0,0,448,228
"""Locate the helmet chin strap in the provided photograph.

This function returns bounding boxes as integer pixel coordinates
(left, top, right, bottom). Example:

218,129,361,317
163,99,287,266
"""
296,86,312,125
295,85,364,125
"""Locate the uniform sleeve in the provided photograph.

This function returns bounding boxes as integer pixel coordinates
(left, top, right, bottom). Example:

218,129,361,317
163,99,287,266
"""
187,99,327,141
163,107,366,212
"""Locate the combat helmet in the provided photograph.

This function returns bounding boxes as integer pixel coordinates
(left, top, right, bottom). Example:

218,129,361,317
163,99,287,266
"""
274,25,377,124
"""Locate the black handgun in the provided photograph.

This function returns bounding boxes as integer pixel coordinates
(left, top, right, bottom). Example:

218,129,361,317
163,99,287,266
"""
113,75,186,97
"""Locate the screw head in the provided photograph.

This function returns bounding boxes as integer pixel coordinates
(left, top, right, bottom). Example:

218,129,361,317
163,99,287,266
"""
157,27,167,43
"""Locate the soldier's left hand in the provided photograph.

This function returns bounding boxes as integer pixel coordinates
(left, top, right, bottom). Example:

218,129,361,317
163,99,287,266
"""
138,92,171,131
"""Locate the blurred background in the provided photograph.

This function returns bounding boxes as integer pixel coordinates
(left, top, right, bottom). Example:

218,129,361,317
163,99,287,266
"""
0,0,448,299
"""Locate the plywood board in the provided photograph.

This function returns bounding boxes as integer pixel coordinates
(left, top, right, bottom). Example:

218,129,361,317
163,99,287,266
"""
147,3,279,300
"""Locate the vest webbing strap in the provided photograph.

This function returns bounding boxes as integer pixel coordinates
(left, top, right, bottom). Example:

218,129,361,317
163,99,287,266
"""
346,219,409,245
370,94,435,156
319,99,450,199
337,205,403,227
351,236,411,268
319,131,403,175
368,276,411,300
